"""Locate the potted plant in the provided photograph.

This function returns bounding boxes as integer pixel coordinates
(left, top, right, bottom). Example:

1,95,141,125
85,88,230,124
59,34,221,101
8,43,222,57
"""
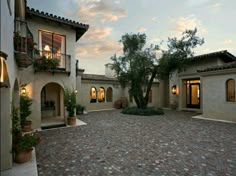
13,130,40,163
64,87,77,126
20,95,33,132
76,104,85,115
12,104,40,163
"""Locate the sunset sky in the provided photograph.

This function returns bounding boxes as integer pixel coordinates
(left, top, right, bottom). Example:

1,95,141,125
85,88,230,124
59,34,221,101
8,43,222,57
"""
28,0,236,74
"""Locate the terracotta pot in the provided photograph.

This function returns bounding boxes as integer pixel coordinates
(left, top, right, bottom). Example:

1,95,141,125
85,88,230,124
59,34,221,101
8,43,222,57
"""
67,117,76,126
21,120,32,132
15,148,33,163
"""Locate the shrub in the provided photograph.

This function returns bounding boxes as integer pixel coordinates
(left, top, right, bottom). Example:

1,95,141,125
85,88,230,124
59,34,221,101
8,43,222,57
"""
76,104,85,115
121,107,164,116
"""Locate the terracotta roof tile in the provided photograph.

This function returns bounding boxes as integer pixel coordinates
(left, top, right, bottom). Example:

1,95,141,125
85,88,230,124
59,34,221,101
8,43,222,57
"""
81,74,118,81
198,61,236,72
26,7,89,41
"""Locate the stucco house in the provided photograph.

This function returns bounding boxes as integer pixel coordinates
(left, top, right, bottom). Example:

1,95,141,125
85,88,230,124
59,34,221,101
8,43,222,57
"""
168,50,236,116
1,0,236,172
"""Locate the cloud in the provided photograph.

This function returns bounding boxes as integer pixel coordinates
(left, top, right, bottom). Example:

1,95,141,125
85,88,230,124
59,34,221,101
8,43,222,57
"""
83,27,113,40
76,40,122,57
224,39,233,44
151,17,158,22
171,14,208,37
187,0,211,7
137,27,147,32
73,0,126,23
209,3,222,12
115,0,120,4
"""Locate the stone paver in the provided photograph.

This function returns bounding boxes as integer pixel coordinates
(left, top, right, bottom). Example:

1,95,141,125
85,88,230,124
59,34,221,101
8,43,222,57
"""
36,110,236,176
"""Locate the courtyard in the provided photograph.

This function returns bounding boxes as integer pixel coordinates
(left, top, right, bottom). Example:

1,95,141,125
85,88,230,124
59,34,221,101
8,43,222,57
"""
36,110,236,176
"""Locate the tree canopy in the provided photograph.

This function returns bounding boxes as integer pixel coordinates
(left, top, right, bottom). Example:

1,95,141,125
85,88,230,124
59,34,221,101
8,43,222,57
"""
110,28,204,109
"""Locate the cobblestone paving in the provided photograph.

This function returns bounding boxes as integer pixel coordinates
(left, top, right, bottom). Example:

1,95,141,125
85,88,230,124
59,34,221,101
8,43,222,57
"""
36,110,236,176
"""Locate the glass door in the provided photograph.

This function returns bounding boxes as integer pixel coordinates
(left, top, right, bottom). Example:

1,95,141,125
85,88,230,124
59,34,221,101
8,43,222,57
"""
186,80,200,108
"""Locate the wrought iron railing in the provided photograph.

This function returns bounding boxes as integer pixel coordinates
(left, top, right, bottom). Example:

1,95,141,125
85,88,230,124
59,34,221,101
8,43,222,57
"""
34,50,71,73
14,20,34,57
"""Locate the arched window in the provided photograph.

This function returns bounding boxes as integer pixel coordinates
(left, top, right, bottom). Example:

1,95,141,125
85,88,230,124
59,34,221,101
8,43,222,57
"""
90,87,97,103
98,87,105,102
226,79,235,102
106,87,113,102
148,89,152,103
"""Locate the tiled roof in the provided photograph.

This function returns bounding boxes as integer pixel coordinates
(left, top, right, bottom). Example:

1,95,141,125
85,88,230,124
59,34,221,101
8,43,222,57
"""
26,7,89,41
198,61,236,72
192,50,236,62
81,74,118,81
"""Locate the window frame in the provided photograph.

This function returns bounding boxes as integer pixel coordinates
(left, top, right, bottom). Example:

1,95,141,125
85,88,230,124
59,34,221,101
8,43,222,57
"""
226,79,235,102
90,87,97,103
98,87,105,103
38,30,66,54
106,87,113,102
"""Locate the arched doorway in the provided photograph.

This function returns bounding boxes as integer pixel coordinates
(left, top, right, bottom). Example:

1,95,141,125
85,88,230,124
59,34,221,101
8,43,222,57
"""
40,82,65,127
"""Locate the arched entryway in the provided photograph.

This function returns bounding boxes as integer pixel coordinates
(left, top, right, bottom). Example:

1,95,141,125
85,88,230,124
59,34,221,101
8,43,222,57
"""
40,82,65,127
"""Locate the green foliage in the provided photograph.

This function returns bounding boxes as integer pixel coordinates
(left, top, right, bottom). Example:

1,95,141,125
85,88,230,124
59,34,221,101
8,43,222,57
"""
122,107,164,116
76,104,85,114
157,28,204,79
33,56,59,70
13,131,40,152
64,86,76,117
20,95,32,123
12,104,21,135
110,33,159,109
111,29,204,109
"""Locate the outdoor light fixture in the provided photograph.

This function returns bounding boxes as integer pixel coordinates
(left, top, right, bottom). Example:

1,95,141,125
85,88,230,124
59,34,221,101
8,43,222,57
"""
0,57,4,83
75,89,78,94
171,85,177,95
21,87,26,95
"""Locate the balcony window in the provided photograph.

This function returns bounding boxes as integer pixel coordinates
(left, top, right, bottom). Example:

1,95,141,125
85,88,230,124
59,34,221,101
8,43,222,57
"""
39,30,66,68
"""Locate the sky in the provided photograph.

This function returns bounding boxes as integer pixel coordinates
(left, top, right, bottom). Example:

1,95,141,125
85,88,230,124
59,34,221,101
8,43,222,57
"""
28,0,236,74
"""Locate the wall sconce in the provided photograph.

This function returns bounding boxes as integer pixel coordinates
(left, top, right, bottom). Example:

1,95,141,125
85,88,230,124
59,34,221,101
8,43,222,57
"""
75,89,78,94
0,56,4,83
21,87,26,95
171,85,177,95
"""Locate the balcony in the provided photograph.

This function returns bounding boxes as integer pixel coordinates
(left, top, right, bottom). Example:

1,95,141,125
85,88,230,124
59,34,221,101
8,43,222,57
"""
14,20,35,67
33,50,71,75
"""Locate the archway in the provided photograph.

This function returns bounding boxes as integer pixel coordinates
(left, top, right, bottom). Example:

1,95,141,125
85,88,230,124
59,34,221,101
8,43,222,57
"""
40,82,65,127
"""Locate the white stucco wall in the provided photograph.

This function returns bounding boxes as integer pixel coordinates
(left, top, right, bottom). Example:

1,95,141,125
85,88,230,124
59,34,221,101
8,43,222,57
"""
201,70,236,122
0,0,17,171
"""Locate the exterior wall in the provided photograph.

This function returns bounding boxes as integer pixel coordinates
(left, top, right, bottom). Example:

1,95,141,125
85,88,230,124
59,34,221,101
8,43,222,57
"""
0,0,17,171
127,83,161,108
18,17,77,128
79,80,122,111
169,58,222,110
201,70,236,122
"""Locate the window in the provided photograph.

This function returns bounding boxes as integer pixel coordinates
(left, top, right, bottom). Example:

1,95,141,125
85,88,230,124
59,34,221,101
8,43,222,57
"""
106,87,113,102
39,30,66,68
148,89,152,103
90,87,97,103
98,87,105,102
226,79,235,102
